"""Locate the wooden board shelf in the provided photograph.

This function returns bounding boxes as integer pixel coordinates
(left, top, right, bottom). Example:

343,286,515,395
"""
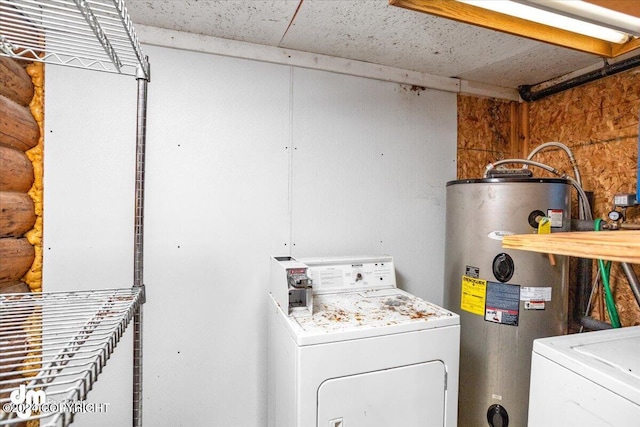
501,230,640,264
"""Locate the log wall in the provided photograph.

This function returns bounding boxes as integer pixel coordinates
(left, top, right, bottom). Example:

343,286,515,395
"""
0,57,40,295
0,57,43,427
457,68,640,328
0,56,34,107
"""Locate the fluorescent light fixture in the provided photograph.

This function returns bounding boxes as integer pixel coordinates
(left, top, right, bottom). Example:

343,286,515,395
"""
458,0,632,43
525,0,640,35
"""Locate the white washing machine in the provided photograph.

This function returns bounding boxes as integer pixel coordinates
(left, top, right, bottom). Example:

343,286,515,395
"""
528,326,640,427
267,255,460,427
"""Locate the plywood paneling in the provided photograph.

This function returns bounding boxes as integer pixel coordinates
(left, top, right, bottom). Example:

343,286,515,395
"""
457,95,514,179
528,68,640,327
458,68,640,328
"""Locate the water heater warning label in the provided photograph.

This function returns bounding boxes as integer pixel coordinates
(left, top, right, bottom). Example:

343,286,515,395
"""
547,209,564,228
465,265,480,278
461,276,487,316
485,281,520,326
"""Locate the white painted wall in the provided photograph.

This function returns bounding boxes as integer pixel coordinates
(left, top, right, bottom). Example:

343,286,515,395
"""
43,64,137,427
43,44,456,426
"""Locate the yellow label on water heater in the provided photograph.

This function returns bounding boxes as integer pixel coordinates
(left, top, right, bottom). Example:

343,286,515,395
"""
461,276,487,316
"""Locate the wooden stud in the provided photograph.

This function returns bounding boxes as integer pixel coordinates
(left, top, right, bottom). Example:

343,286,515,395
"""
519,101,530,158
509,101,521,159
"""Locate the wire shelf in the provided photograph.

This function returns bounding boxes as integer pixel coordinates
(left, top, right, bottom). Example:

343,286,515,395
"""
0,287,143,426
0,0,149,79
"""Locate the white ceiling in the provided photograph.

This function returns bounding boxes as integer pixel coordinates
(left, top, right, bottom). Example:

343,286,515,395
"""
125,0,606,90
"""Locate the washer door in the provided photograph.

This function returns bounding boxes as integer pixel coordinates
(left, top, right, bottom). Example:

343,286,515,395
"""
317,361,446,427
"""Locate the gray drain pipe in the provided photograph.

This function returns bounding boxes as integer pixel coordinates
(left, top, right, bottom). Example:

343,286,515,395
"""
519,54,640,102
581,315,614,331
621,262,640,308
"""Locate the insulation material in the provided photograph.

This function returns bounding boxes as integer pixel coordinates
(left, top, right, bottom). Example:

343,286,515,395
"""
457,95,514,179
527,68,640,327
23,62,44,293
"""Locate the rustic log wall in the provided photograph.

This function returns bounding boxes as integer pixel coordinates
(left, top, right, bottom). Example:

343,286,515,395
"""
0,144,34,192
0,57,40,294
0,56,34,107
457,68,640,328
0,57,43,427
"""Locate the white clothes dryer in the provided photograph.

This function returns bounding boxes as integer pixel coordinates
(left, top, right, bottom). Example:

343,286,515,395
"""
267,255,460,427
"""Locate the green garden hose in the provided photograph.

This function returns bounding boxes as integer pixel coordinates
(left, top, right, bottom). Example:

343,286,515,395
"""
595,218,621,328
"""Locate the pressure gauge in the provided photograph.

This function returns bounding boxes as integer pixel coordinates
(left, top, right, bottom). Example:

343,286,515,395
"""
608,210,622,221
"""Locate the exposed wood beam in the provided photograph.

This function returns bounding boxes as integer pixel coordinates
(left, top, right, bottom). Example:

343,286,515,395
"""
519,102,529,159
509,102,520,159
390,0,639,58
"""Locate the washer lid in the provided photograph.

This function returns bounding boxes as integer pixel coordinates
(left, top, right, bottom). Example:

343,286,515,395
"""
533,326,640,404
282,288,459,346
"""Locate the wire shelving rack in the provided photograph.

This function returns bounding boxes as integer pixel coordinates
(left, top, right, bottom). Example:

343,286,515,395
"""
0,1,149,425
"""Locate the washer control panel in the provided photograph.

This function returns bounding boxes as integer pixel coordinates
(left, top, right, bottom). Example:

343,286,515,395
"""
302,256,396,294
